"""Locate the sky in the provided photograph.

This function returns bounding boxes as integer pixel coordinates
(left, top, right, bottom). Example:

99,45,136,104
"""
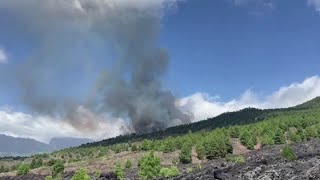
0,0,320,143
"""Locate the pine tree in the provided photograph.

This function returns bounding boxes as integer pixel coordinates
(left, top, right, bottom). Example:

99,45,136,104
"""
179,143,192,164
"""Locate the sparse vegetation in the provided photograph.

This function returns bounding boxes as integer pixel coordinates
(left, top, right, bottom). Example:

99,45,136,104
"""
1,98,320,179
281,146,297,161
226,154,245,164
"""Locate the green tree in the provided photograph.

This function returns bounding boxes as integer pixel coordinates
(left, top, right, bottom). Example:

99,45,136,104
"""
203,133,232,159
273,128,286,144
17,164,30,176
141,140,153,151
52,161,64,177
304,126,318,140
261,134,275,146
138,152,161,180
72,169,90,180
195,142,206,160
115,163,124,180
179,143,192,164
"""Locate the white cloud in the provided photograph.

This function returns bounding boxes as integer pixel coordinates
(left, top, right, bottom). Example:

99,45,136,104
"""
0,48,7,63
0,107,126,143
1,76,320,141
308,0,320,12
178,76,320,122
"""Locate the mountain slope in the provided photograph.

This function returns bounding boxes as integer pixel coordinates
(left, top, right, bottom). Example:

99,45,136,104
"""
0,134,53,156
294,97,320,109
82,97,320,148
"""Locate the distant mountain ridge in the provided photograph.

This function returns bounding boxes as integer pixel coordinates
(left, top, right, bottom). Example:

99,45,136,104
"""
0,134,52,156
294,97,320,109
82,97,320,148
49,137,93,150
0,135,94,156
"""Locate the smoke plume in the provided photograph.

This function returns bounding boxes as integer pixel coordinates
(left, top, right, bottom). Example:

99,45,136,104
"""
0,0,191,133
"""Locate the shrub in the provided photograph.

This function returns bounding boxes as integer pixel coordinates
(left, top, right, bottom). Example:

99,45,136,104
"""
203,133,232,159
261,134,275,146
138,152,161,180
160,166,180,178
45,176,53,180
47,159,56,166
195,142,205,160
17,164,30,176
114,163,124,180
125,160,132,169
179,144,192,164
52,161,64,176
273,128,286,144
72,169,90,180
281,146,297,161
225,154,245,164
163,139,175,153
30,158,43,169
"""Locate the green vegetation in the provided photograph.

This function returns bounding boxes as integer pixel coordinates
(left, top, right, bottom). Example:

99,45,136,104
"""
72,169,90,180
45,176,53,180
281,146,297,161
225,154,245,164
115,163,124,180
17,164,30,175
1,97,320,179
30,157,43,169
160,166,180,178
52,161,64,177
179,143,192,164
125,159,132,169
138,152,161,180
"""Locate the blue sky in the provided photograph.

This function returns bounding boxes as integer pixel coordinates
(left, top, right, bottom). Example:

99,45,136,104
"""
0,0,320,141
0,0,320,105
161,0,320,100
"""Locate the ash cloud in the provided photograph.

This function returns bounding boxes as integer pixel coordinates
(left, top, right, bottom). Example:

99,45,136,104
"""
0,0,191,133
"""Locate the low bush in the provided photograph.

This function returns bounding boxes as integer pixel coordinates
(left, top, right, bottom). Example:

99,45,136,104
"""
17,164,30,175
72,169,90,180
225,154,245,164
281,146,297,161
52,161,64,176
115,163,124,180
160,166,180,178
138,152,161,180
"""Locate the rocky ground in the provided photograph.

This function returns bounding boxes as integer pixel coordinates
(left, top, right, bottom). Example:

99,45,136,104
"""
170,140,320,180
1,140,320,180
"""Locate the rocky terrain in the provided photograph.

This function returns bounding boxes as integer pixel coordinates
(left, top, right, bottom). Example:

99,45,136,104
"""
172,140,320,180
1,140,320,180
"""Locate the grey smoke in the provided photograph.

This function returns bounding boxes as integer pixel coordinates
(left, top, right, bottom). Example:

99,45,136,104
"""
0,0,191,133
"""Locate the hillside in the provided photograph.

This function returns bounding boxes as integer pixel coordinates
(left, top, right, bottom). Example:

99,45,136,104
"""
83,97,320,148
0,97,320,179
